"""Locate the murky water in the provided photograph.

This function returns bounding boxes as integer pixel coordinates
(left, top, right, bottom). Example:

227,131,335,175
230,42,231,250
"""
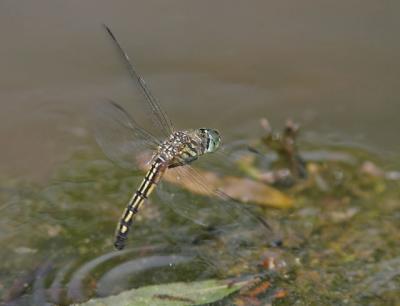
1,1,399,305
1,0,400,181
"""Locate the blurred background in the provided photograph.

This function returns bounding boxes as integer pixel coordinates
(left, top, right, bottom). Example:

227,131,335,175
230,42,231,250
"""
1,0,399,182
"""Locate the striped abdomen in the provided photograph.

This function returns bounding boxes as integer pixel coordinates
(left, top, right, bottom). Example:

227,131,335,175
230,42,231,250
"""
114,159,166,250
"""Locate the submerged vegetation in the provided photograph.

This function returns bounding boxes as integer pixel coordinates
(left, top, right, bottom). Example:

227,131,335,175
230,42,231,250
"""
1,119,399,305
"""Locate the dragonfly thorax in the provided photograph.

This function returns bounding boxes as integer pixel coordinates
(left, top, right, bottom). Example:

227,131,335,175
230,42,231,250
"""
155,129,220,168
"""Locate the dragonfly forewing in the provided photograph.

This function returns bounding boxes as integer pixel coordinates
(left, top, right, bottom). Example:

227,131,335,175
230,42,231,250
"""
103,25,174,138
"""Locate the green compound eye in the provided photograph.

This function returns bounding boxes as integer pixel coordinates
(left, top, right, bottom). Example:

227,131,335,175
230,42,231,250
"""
202,128,221,153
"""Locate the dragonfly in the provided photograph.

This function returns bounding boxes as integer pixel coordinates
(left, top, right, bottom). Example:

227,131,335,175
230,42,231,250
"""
94,25,269,250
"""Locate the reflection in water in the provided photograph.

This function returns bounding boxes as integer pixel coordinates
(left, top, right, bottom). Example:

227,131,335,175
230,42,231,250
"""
49,261,74,303
65,245,184,302
96,255,193,296
3,261,52,306
66,249,133,301
69,245,190,304
32,261,53,306
8,245,194,305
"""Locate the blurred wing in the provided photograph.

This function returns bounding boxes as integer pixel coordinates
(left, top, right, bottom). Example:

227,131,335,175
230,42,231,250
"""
157,166,214,227
92,100,160,170
103,25,174,138
156,165,279,269
157,164,273,236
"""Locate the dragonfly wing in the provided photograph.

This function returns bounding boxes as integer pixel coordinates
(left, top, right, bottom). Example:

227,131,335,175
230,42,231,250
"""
157,164,274,236
157,165,280,268
103,25,174,138
156,167,214,227
92,100,160,170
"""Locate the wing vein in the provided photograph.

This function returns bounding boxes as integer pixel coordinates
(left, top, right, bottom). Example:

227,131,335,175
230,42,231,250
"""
103,24,174,136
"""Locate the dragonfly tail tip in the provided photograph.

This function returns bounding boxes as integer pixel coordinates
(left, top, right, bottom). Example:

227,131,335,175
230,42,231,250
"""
114,237,127,250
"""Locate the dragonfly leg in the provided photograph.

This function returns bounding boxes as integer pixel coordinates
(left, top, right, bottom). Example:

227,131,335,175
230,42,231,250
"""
168,156,198,169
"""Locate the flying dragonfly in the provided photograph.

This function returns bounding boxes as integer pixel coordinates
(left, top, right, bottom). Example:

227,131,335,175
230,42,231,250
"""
94,25,269,250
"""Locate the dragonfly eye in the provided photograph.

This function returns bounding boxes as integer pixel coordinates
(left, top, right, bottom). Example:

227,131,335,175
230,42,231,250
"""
200,128,221,153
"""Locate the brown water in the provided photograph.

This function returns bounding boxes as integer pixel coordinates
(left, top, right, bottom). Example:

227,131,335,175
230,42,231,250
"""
1,0,399,182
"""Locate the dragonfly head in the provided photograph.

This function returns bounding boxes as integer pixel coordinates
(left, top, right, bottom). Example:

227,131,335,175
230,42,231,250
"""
199,128,221,154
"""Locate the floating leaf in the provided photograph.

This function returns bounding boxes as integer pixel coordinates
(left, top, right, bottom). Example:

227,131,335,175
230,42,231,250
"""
76,278,250,306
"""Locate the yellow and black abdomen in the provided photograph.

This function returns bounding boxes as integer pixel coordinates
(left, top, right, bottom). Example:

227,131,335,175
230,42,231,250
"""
114,159,166,250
